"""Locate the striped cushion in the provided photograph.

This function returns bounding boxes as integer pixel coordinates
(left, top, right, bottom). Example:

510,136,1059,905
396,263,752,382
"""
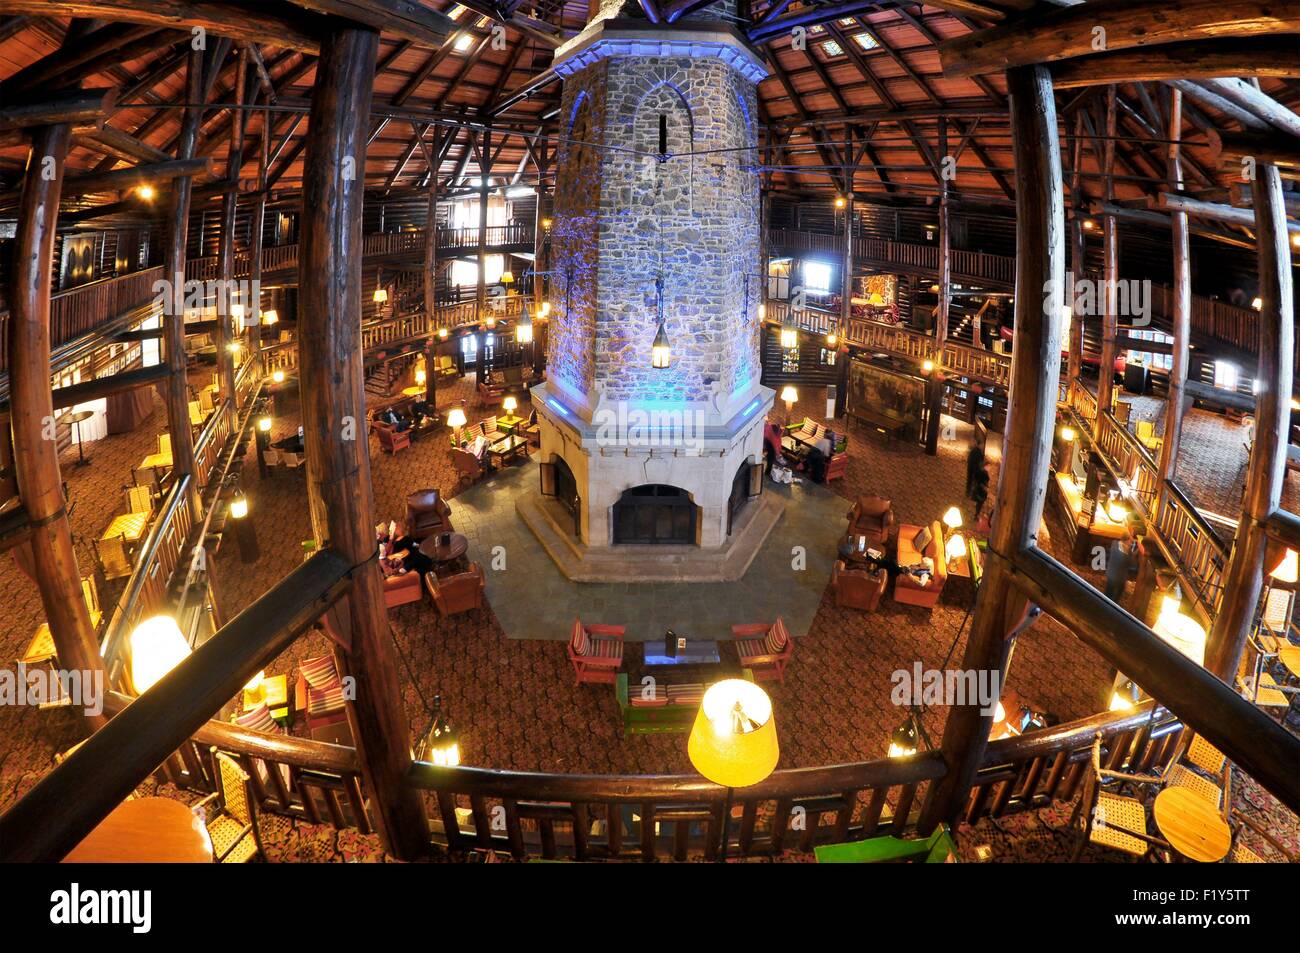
234,704,279,733
765,622,789,655
482,416,498,433
300,655,339,690
736,637,767,660
666,683,705,706
627,680,667,707
589,637,621,659
307,683,346,716
570,621,589,657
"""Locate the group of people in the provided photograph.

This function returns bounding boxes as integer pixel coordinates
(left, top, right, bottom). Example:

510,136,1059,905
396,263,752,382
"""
376,520,434,576
762,421,840,484
374,400,435,434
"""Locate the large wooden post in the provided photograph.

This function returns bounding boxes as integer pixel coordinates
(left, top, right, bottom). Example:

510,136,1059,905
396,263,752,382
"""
423,129,440,408
926,118,950,456
1066,111,1086,387
297,24,430,859
1206,163,1294,678
1158,88,1190,482
918,64,1064,832
7,123,105,713
475,131,489,320
247,84,269,368
216,48,247,403
1095,86,1120,429
162,47,204,515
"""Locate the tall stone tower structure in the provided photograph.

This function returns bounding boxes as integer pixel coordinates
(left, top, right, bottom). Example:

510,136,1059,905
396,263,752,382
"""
527,1,778,574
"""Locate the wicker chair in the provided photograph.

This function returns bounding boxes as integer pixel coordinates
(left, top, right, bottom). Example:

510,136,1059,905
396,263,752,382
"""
195,751,263,863
1069,733,1166,861
1228,810,1299,863
1161,732,1231,812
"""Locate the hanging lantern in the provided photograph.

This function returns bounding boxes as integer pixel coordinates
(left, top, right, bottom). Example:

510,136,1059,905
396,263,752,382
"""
779,313,798,350
826,328,838,347
229,488,249,520
888,718,918,758
651,274,671,369
415,696,460,767
516,310,533,344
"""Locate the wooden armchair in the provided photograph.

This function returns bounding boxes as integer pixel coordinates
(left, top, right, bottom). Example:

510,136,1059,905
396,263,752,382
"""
374,420,411,454
1069,733,1167,861
830,560,886,611
847,496,895,546
523,408,541,447
450,447,486,484
425,562,486,617
732,617,794,683
825,452,848,483
194,750,263,863
405,488,454,539
566,618,625,685
435,354,458,379
294,654,348,734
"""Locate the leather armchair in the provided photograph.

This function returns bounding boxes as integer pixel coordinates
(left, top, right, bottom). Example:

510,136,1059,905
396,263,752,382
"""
405,489,454,540
374,420,410,454
847,495,895,546
425,562,485,617
382,567,423,609
830,560,886,611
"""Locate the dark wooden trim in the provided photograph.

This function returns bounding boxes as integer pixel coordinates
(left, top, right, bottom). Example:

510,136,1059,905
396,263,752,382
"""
1049,37,1300,88
0,87,114,131
1159,87,1190,483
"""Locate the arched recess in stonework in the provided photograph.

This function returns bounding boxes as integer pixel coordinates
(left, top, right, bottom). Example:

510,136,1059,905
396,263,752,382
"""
632,81,695,213
562,90,599,192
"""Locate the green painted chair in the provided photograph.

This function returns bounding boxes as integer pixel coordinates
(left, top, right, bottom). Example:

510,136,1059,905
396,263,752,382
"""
814,826,958,863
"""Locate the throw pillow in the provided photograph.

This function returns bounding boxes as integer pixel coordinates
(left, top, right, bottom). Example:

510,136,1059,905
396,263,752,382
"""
912,525,933,552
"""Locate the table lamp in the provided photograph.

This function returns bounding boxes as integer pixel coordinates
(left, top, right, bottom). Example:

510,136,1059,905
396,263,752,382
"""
1152,596,1207,666
688,679,778,860
415,367,427,387
780,385,797,423
447,407,467,443
129,615,191,694
942,506,963,532
1270,547,1298,583
503,396,518,416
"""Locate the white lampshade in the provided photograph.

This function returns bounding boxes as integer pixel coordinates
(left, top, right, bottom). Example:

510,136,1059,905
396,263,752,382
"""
945,533,966,562
1153,597,1206,666
687,679,778,788
1270,548,1298,583
373,288,388,304
502,396,518,414
780,385,798,404
130,615,191,694
942,506,963,530
447,408,467,429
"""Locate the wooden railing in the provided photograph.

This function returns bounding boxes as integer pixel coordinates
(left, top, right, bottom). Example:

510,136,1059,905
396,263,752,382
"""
99,476,195,688
766,298,1013,387
135,695,1181,860
1064,379,1228,620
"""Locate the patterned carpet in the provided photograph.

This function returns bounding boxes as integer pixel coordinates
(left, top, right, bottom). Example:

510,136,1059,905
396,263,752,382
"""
2,372,1297,863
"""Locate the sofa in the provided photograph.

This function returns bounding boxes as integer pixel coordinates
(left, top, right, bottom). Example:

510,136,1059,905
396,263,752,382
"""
893,520,947,610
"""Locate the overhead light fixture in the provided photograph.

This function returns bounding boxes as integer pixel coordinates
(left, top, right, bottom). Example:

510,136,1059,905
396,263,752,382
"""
888,718,918,758
779,312,798,350
1082,219,1096,231
129,615,191,695
651,274,671,369
515,310,533,343
1270,548,1299,584
834,196,846,209
454,32,473,52
136,184,156,201
505,186,534,199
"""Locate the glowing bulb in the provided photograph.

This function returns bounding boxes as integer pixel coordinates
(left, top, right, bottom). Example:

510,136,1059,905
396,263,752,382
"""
229,490,249,520
1060,425,1076,442
257,416,272,433
502,396,518,414
438,327,449,339
137,184,156,201
942,506,963,530
129,616,190,694
271,370,285,383
922,359,935,373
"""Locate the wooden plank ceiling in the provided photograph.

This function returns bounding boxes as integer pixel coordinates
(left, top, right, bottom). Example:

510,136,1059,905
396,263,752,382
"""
0,1,1296,232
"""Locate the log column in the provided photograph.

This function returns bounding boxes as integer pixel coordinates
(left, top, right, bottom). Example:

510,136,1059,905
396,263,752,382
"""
1095,86,1120,429
162,47,203,515
1206,163,1294,678
216,48,247,403
423,133,439,408
475,131,489,321
1066,111,1086,387
926,118,950,456
297,24,429,860
919,64,1064,832
247,88,269,368
7,124,105,715
1158,88,1190,482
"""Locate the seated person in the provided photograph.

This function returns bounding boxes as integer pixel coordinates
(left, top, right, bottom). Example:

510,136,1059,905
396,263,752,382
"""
377,524,435,576
460,436,496,471
273,426,306,454
410,400,434,423
375,407,411,432
809,429,838,483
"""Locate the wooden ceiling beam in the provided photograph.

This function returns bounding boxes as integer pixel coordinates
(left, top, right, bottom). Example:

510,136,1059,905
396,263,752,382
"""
1211,131,1300,173
1199,78,1300,138
283,0,454,47
1050,37,1300,89
942,0,1300,77
0,87,114,132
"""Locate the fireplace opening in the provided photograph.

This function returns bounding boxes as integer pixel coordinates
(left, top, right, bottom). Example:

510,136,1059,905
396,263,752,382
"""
539,455,580,536
727,458,761,536
612,484,696,545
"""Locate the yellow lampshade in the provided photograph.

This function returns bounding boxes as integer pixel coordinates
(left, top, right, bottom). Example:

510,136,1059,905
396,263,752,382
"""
503,396,518,414
501,270,514,284
1270,548,1299,583
373,288,388,304
415,367,427,386
1153,597,1206,666
244,670,266,699
942,506,963,530
687,679,778,788
780,385,798,405
446,408,467,429
129,615,191,694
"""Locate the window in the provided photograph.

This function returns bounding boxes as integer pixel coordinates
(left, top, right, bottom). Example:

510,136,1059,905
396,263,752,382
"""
802,261,833,295
820,40,844,57
838,17,857,26
462,334,477,360
1126,329,1173,372
1214,360,1239,392
852,32,879,51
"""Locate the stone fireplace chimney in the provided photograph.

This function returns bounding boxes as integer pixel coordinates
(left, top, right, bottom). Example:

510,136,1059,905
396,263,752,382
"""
524,1,780,580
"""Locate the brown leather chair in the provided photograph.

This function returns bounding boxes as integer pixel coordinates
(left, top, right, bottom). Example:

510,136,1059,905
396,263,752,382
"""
382,567,423,609
847,495,895,546
830,560,887,611
405,489,453,540
373,420,410,454
425,562,486,617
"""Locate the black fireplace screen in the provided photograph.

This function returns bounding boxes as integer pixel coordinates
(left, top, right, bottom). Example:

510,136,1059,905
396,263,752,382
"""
612,484,696,545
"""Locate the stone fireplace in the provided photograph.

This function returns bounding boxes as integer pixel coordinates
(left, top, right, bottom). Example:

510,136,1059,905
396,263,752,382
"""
522,2,780,581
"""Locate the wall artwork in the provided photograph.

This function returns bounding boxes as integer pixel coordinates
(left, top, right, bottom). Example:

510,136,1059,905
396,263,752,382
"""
846,359,925,439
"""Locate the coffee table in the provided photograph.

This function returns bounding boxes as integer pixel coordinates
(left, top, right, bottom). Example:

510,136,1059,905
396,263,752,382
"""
427,532,469,568
643,639,722,667
489,434,529,467
1153,786,1231,863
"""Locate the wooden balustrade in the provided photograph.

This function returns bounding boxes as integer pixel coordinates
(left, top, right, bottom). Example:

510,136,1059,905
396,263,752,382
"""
99,476,195,688
1095,410,1161,512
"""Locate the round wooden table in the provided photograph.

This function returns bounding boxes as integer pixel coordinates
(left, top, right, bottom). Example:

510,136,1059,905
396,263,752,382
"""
63,797,214,863
1153,786,1231,863
427,532,469,566
1278,645,1300,680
